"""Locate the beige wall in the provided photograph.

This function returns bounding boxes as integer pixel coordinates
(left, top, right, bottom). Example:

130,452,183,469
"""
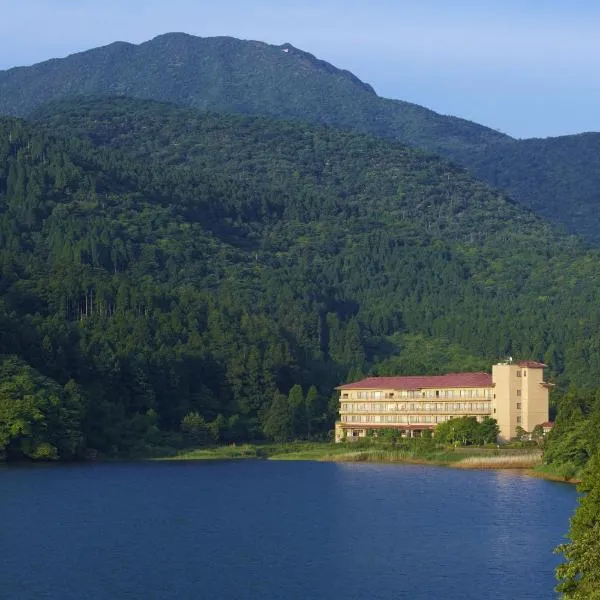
521,367,549,433
492,363,549,441
492,363,516,441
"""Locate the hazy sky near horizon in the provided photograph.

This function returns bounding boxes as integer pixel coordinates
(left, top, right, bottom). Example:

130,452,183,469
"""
2,0,599,138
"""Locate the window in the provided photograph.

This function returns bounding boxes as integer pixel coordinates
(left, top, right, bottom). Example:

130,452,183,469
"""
493,408,496,414
516,416,522,424
517,370,521,377
516,390,521,397
516,402,521,409
523,370,527,377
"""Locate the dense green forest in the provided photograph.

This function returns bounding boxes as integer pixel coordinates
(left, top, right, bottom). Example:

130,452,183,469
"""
2,98,600,460
3,32,600,244
452,134,600,244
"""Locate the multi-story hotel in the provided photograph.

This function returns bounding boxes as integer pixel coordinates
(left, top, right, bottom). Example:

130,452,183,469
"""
335,360,550,442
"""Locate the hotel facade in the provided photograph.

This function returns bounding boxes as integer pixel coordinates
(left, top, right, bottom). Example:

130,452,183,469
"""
335,360,550,442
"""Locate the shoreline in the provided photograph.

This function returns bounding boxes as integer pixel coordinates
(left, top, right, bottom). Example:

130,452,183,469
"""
149,442,580,484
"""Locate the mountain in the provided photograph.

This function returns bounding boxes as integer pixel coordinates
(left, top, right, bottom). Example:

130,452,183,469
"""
452,134,600,243
0,32,507,155
3,33,600,243
3,97,600,459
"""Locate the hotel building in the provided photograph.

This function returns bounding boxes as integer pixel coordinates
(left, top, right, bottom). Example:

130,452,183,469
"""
335,360,550,442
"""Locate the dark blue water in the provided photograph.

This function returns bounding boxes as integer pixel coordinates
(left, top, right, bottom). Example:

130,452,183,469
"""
0,460,575,599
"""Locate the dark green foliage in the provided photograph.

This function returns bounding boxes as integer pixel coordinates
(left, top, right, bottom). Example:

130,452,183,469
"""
453,134,600,243
434,417,499,446
556,452,600,598
262,393,294,443
3,99,600,458
0,356,84,460
544,388,600,474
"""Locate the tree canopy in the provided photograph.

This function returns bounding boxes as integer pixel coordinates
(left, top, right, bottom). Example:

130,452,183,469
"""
2,100,600,458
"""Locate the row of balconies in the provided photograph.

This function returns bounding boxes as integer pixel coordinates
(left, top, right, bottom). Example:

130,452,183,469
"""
341,414,486,425
340,403,492,413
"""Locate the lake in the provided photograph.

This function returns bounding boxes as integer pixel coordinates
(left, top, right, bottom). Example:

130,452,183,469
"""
0,460,576,599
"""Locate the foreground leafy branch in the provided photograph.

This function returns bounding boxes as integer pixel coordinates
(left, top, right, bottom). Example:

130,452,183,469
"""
556,452,600,598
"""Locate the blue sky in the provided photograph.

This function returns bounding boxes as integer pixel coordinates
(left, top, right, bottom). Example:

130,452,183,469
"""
2,0,599,138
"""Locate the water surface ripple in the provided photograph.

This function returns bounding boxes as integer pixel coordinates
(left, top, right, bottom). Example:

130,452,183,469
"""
0,460,576,599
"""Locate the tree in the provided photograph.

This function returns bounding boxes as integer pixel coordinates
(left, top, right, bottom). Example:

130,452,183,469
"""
435,417,480,446
287,384,306,438
0,356,84,460
556,452,600,598
262,393,294,442
515,425,529,441
181,411,212,446
434,417,498,446
531,424,545,446
479,417,500,444
305,385,321,438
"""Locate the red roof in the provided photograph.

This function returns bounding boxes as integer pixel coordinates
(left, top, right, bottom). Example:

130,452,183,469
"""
337,372,492,391
541,421,554,428
340,423,436,430
518,360,546,368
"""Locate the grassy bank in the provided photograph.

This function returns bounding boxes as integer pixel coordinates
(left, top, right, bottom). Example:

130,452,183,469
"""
150,441,581,484
154,441,550,468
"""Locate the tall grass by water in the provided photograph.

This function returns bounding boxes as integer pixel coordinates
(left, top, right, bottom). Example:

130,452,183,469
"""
454,451,542,470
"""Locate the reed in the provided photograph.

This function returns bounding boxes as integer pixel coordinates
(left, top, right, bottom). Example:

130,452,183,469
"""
454,452,542,470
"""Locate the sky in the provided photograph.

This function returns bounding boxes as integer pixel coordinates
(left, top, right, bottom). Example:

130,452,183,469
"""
2,0,600,139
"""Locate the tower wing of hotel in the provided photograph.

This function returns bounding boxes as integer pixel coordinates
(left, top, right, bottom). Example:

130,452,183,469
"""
335,360,551,442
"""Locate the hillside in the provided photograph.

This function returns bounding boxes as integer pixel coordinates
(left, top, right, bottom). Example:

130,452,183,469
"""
3,99,600,458
3,33,600,243
453,134,600,243
0,32,507,155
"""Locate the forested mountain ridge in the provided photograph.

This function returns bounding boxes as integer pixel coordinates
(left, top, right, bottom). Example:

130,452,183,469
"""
0,33,506,154
451,133,600,244
3,99,600,459
3,33,600,243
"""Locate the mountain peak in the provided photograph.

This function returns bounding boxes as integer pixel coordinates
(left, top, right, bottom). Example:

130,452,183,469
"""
0,31,504,153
